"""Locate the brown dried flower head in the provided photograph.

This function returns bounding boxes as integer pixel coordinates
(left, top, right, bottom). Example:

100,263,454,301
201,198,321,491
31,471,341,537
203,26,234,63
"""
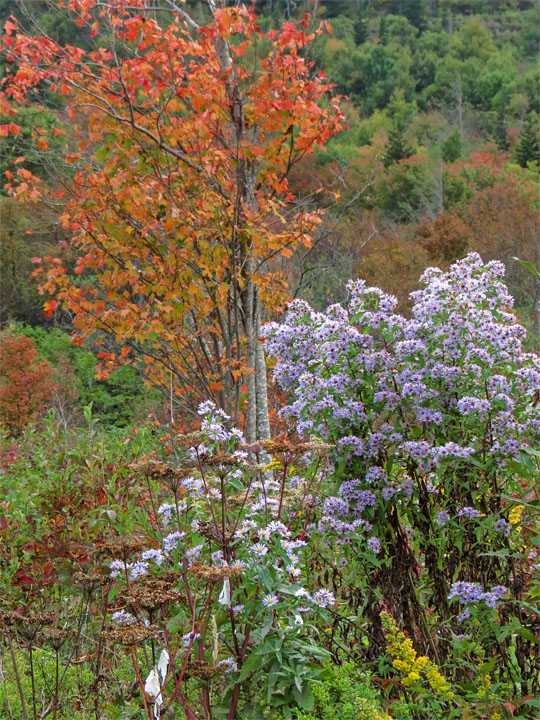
186,659,219,679
101,536,147,560
41,626,73,650
262,439,334,458
116,578,184,611
102,623,156,647
129,461,196,492
1,610,56,641
202,454,239,468
189,563,243,584
73,570,108,594
175,431,205,448
227,491,249,507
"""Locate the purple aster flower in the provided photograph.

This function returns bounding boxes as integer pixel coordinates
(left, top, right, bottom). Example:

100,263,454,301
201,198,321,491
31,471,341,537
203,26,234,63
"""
457,506,482,519
311,589,335,609
251,543,268,557
142,548,166,566
111,609,136,625
128,561,149,581
367,536,381,554
494,518,509,535
163,530,186,555
436,510,450,527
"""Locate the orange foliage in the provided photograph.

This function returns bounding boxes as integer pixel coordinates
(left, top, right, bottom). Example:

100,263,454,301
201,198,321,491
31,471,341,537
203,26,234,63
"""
0,333,57,434
1,4,344,422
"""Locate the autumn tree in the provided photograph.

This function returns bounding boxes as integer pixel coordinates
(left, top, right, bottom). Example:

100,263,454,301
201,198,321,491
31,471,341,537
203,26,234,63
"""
0,331,56,434
1,1,344,439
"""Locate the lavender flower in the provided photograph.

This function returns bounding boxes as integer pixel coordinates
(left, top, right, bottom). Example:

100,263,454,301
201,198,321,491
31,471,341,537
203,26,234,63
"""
458,507,482,519
311,589,335,608
367,536,381,554
111,609,136,625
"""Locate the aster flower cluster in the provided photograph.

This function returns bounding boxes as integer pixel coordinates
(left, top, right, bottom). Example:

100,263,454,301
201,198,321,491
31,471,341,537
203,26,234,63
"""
448,582,507,617
104,398,341,699
264,253,540,615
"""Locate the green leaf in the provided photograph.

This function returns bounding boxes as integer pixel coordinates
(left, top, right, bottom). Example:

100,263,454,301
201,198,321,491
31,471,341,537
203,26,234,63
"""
513,257,540,279
293,682,314,710
523,697,540,708
257,565,273,591
261,613,274,642
516,626,538,643
237,651,260,683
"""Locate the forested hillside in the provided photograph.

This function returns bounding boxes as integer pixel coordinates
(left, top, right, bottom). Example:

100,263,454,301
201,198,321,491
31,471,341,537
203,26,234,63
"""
0,3,539,719
1,0,538,428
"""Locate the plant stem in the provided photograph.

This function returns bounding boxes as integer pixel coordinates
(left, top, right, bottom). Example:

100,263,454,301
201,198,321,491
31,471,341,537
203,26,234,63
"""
6,633,29,720
28,644,36,720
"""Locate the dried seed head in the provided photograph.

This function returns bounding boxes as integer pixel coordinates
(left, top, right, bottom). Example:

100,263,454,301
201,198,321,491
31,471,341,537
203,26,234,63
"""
1,610,55,640
261,439,334,457
176,431,205,447
116,578,184,611
73,570,107,594
227,491,249,507
186,659,218,679
101,536,147,560
102,623,156,647
201,455,238,468
160,570,183,586
41,626,72,650
189,563,242,583
129,461,195,492
197,520,223,544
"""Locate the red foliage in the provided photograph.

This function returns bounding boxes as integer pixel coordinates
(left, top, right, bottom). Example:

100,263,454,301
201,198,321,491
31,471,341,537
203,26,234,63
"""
0,333,57,434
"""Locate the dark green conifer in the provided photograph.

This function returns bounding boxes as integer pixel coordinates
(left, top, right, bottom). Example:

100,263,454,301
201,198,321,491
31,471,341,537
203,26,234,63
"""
354,15,367,46
402,0,428,32
493,112,509,152
514,113,540,168
441,128,463,162
378,16,388,45
384,126,413,167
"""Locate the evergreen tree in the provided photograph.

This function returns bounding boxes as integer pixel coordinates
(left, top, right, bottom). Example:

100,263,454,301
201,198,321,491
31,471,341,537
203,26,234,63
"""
493,111,509,152
384,126,413,167
514,113,540,168
354,14,368,46
441,128,463,162
403,0,428,32
378,16,388,45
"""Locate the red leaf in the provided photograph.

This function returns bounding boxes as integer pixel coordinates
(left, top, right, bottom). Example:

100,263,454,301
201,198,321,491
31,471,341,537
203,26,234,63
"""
43,300,58,318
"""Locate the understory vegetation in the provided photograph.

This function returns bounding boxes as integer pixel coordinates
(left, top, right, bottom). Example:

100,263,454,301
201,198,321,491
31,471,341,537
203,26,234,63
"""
1,256,539,719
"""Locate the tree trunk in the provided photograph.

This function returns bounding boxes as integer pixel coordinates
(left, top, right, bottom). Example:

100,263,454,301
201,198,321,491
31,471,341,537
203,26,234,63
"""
254,290,271,443
244,270,257,445
206,0,272,442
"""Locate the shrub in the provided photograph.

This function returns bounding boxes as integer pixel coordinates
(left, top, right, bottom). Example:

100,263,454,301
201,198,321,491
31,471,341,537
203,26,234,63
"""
0,332,56,434
264,253,540,713
290,662,394,720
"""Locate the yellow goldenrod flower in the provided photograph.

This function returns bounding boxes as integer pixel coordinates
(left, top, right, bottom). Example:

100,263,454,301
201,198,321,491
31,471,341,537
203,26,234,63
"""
381,612,454,701
262,460,282,472
509,505,523,525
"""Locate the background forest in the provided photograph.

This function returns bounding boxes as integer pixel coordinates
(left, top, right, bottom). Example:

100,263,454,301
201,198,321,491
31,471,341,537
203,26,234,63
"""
0,1,539,719
1,0,539,428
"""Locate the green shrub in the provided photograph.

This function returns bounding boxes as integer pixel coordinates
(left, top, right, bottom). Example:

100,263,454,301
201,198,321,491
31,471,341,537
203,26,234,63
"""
289,662,403,720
